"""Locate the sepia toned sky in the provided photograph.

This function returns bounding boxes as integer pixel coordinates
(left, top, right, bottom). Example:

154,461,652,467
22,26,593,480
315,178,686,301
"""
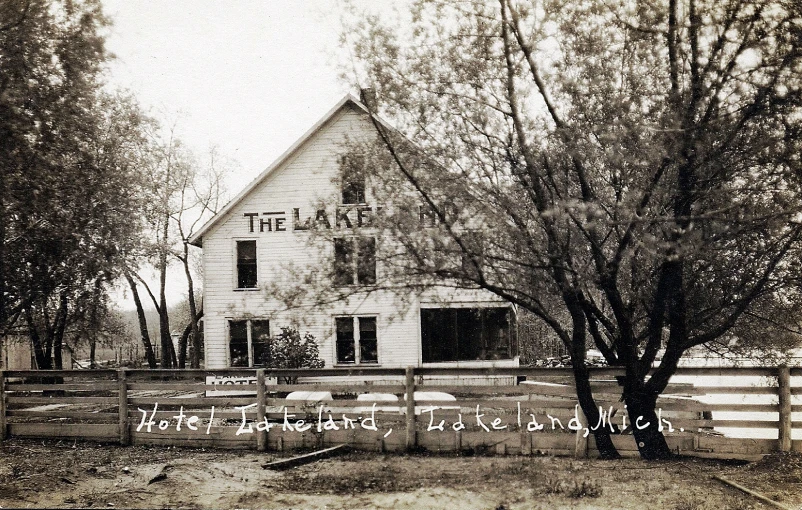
99,1,401,307
101,0,365,190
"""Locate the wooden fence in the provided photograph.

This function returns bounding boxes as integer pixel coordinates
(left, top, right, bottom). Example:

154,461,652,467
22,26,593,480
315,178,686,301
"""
0,366,799,460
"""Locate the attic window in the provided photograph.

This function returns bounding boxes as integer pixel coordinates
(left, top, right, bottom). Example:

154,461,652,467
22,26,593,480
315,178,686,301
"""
340,155,366,205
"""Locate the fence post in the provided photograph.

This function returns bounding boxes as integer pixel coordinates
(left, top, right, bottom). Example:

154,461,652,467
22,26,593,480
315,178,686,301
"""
0,370,6,442
256,369,267,452
778,366,791,453
118,369,130,446
405,366,416,451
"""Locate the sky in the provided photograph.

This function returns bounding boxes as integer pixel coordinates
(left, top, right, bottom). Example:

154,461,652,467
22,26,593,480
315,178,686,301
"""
99,0,396,309
102,0,355,187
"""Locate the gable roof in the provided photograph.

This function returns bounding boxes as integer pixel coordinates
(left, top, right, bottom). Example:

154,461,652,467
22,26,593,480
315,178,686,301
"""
189,93,376,247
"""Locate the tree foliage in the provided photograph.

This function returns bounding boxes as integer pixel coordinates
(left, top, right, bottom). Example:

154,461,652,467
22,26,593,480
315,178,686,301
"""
0,0,150,368
321,0,802,459
267,327,325,384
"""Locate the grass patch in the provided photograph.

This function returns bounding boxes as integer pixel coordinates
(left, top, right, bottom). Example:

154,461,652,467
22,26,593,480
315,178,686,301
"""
541,474,602,499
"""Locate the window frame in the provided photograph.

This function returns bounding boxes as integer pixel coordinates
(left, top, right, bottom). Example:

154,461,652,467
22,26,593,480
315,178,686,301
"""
234,239,258,290
420,306,517,363
333,236,376,286
340,155,367,205
227,318,270,367
334,315,379,365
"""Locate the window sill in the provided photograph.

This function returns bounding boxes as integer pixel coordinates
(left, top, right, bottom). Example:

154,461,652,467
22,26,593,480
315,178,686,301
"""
334,363,381,367
233,287,260,291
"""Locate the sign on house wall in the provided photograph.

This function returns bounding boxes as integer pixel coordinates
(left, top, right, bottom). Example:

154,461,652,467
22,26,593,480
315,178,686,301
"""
242,204,453,233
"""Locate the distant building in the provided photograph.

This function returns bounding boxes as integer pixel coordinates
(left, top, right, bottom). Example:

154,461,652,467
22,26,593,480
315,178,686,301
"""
1,337,33,370
0,337,72,370
189,95,518,376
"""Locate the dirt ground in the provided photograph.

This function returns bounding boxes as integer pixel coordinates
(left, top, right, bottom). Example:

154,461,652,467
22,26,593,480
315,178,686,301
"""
0,439,800,510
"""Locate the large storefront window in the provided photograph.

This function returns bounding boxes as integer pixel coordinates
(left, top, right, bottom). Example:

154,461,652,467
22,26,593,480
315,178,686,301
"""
421,307,516,362
335,316,378,364
229,319,270,367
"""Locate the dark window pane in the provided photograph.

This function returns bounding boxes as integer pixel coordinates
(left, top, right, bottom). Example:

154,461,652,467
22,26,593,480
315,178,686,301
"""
420,307,513,362
335,317,355,363
342,180,366,205
342,175,366,204
333,238,354,286
456,308,483,360
251,320,270,366
357,238,376,284
483,308,511,359
229,320,249,367
359,317,378,363
238,240,256,260
237,240,257,288
341,154,367,205
421,309,457,362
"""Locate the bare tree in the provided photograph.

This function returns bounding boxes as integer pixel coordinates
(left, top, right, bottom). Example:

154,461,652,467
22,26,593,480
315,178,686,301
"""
127,128,228,369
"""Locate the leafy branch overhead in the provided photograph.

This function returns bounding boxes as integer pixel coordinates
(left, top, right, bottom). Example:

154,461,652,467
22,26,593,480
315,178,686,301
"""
320,0,802,460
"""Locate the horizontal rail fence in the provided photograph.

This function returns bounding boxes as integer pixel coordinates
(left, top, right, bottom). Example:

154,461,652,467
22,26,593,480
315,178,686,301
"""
0,367,799,459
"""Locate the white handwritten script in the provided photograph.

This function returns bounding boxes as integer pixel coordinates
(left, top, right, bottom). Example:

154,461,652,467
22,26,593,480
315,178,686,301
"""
135,402,681,437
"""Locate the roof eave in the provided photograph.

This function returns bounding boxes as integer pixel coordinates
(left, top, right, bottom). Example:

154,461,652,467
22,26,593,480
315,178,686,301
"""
188,93,377,247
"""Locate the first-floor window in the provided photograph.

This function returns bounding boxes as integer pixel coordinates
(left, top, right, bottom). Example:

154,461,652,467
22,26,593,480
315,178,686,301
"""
421,307,516,362
335,316,378,364
229,319,270,367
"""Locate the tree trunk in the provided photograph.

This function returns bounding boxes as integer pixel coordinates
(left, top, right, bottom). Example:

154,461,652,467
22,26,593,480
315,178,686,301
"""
25,307,50,369
181,244,202,369
178,319,190,369
125,273,157,369
573,364,620,459
158,302,175,368
624,390,674,460
53,293,68,370
567,298,620,459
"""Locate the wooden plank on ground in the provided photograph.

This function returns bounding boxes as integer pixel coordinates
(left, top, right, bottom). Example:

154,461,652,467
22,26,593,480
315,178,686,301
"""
713,476,794,510
262,444,349,470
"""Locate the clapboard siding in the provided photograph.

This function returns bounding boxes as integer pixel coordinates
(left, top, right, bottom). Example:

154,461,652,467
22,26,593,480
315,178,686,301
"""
200,99,512,372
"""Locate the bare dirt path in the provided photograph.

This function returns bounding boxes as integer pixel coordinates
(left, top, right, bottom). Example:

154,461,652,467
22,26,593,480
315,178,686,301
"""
1,439,799,509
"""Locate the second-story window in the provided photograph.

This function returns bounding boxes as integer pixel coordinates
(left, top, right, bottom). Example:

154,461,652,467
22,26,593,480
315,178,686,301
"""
334,237,376,285
236,240,257,289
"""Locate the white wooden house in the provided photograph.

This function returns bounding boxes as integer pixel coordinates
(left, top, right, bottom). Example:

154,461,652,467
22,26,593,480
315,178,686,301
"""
189,94,518,376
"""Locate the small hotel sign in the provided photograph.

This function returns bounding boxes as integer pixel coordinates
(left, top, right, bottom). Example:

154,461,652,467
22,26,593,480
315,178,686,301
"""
243,205,379,233
243,205,446,233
